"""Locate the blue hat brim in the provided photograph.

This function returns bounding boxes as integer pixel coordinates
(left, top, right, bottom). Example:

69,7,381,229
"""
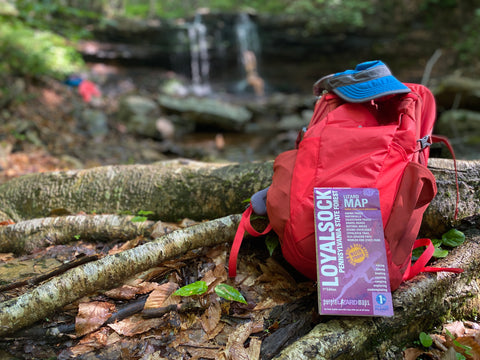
332,75,411,103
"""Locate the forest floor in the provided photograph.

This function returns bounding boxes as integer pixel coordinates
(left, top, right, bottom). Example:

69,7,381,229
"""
1,74,480,359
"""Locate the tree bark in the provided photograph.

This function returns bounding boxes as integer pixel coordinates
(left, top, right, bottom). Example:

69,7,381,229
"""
0,159,273,222
423,158,480,236
0,214,154,254
0,214,240,337
0,158,477,237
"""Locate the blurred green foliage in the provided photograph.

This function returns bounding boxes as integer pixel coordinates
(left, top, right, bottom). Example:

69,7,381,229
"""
0,20,85,80
0,0,478,80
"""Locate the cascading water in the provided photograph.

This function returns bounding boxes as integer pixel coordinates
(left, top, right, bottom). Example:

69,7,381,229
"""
171,12,264,96
235,13,261,63
187,13,211,96
234,13,264,96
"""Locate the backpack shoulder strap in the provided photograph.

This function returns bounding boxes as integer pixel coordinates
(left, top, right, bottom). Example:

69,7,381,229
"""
228,206,272,278
430,134,460,220
402,238,463,283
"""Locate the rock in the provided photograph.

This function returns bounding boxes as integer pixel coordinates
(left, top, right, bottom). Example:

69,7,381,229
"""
80,109,109,138
435,109,480,159
157,95,252,131
277,110,313,132
436,109,480,136
117,95,160,138
432,76,480,111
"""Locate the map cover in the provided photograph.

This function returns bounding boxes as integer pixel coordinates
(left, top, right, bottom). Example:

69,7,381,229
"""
314,187,394,317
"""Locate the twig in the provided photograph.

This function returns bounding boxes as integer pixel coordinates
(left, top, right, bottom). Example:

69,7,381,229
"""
422,49,443,86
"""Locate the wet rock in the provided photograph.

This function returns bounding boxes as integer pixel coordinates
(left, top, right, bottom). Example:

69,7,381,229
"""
157,95,252,131
436,109,480,136
433,76,480,111
435,109,480,159
117,95,160,138
277,109,313,132
80,109,109,138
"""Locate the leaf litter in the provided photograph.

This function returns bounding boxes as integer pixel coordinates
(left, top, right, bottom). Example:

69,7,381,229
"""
0,224,317,359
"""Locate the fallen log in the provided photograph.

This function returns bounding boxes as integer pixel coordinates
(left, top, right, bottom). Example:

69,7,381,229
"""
0,214,240,337
0,214,154,254
0,158,478,237
0,159,272,222
423,158,480,235
276,222,480,359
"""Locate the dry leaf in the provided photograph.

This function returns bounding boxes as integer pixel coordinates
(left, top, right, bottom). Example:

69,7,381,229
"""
69,327,111,357
201,264,228,293
205,245,227,265
104,285,140,300
143,282,179,310
150,221,181,238
225,320,264,359
444,321,466,338
108,314,164,336
0,220,15,226
201,301,222,335
453,336,480,360
403,347,425,360
0,253,14,262
75,301,116,337
108,236,142,255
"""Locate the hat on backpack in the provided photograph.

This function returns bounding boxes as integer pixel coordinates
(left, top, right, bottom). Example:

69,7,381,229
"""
313,60,411,102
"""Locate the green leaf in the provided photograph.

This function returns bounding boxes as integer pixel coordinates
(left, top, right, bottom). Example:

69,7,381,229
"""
265,234,279,256
419,332,433,348
433,247,449,258
137,210,154,216
453,339,473,356
412,247,425,261
432,238,442,247
214,283,247,304
442,229,465,247
131,216,148,222
173,281,207,297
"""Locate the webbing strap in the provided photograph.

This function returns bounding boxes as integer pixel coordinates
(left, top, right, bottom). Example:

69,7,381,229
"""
431,134,460,220
403,238,463,282
228,206,272,278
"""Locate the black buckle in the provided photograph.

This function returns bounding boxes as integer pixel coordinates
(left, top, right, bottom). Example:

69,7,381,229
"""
417,135,432,151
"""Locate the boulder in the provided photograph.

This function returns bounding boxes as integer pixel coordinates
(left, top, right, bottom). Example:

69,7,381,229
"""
117,95,160,138
157,95,252,131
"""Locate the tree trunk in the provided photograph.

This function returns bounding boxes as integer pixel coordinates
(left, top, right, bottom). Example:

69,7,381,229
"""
0,215,154,254
0,158,477,237
0,159,273,222
423,158,480,236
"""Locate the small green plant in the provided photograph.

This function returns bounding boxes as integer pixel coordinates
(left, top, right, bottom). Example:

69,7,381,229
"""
214,283,247,304
412,229,465,261
445,329,472,359
174,281,247,304
265,233,279,256
174,281,208,296
131,210,155,222
419,331,433,348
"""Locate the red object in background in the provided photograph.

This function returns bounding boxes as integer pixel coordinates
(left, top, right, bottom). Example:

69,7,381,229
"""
78,80,101,103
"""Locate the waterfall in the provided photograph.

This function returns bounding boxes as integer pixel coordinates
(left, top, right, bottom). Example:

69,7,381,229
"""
235,13,261,61
187,13,211,96
235,13,264,96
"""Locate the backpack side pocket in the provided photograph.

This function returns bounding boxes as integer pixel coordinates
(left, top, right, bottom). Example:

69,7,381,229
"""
384,161,437,290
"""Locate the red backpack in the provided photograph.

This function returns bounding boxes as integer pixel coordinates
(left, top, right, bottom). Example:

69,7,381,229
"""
229,61,462,291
